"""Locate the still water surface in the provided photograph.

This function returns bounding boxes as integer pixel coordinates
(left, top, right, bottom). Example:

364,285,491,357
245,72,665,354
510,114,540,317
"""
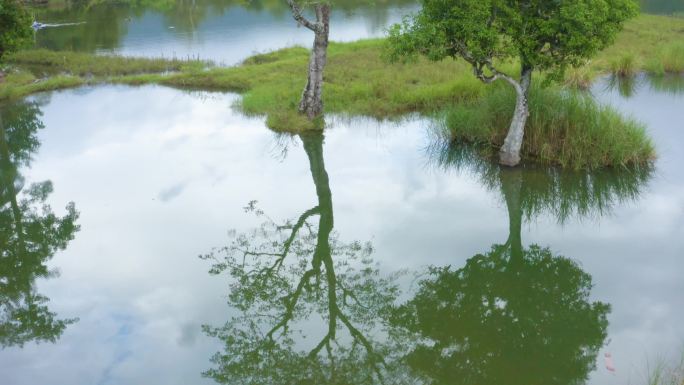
1,1,683,385
32,0,684,64
0,77,682,385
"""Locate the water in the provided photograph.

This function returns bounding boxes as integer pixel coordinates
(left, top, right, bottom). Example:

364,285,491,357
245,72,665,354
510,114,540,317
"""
32,0,682,64
34,0,420,64
0,74,682,384
2,1,684,384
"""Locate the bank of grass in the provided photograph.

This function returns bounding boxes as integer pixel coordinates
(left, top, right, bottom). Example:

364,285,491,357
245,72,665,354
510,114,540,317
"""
0,50,207,99
444,84,655,169
566,14,684,86
8,49,207,76
593,15,684,75
160,39,486,131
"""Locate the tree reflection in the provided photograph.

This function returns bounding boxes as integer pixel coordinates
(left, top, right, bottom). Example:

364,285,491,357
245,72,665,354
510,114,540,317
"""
391,244,611,385
428,140,653,223
201,132,402,384
0,102,79,349
391,140,655,385
35,0,417,53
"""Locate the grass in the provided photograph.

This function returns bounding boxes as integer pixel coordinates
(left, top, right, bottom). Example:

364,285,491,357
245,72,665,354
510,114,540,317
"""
443,84,655,169
7,49,207,77
645,42,684,75
591,14,684,77
0,50,207,100
0,14,680,165
609,53,639,78
160,39,486,130
647,353,684,385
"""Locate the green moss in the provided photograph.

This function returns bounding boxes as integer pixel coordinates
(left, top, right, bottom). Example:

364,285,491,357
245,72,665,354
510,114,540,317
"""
444,84,655,169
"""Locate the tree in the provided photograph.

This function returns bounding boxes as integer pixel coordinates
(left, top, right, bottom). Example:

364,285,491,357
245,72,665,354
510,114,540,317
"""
284,1,331,119
200,132,404,384
387,0,639,166
0,101,80,348
0,0,33,62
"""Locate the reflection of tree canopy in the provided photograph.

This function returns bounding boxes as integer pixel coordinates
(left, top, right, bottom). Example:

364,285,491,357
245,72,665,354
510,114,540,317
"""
427,137,653,223
201,133,402,384
602,73,684,99
35,3,131,53
0,101,79,349
390,135,646,384
391,244,610,385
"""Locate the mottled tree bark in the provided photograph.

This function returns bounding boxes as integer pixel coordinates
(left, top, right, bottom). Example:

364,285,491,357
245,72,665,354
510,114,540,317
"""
286,1,330,119
499,67,533,167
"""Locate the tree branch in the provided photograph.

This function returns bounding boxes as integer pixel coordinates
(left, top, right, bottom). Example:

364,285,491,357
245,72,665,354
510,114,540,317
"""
285,0,322,33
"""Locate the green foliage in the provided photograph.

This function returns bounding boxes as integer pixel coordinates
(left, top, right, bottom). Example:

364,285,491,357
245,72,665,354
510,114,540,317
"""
0,100,80,348
391,244,610,385
442,84,655,168
387,0,639,80
0,0,33,61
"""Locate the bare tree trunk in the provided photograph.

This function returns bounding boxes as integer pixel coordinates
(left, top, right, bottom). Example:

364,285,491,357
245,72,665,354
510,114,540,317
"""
299,5,330,119
499,67,533,167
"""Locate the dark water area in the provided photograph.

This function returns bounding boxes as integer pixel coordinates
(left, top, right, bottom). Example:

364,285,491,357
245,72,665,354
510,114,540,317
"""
641,0,684,14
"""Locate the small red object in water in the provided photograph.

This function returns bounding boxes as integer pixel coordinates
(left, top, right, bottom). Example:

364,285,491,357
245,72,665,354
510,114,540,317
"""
605,352,616,373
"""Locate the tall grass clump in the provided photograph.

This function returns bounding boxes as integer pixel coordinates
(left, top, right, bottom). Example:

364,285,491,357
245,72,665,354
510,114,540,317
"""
609,53,639,77
647,42,684,75
445,84,655,169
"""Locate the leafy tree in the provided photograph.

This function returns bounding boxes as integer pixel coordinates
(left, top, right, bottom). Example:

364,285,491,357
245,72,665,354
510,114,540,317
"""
201,132,404,384
0,101,80,348
0,0,33,62
387,0,639,166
